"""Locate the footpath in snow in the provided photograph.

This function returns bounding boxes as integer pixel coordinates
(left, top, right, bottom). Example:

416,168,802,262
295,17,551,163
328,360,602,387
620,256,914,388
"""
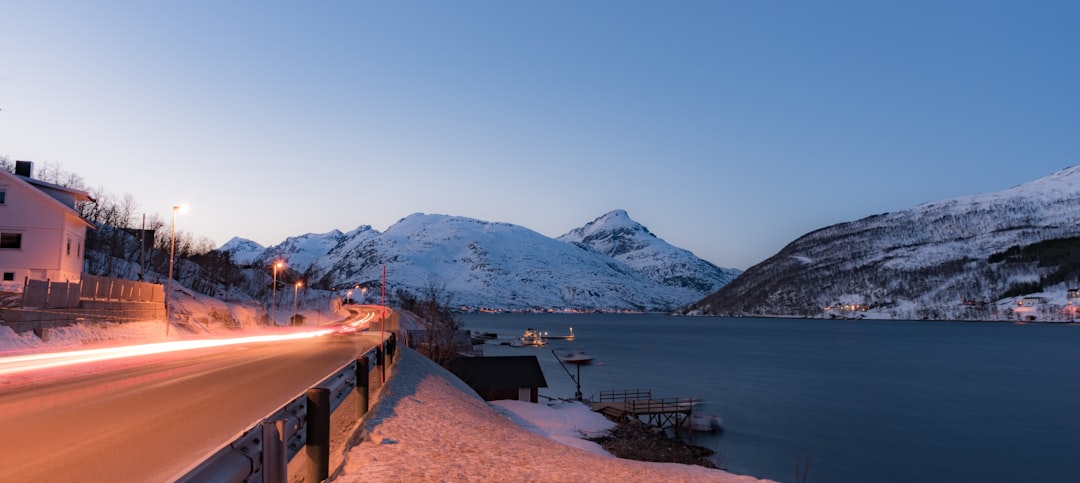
334,347,770,482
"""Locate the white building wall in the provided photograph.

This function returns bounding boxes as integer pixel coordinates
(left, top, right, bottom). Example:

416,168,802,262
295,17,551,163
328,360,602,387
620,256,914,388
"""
0,172,88,284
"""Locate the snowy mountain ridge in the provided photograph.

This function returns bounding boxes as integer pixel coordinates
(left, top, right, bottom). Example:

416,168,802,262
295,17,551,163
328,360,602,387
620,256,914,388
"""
221,210,740,311
691,165,1080,320
558,210,740,293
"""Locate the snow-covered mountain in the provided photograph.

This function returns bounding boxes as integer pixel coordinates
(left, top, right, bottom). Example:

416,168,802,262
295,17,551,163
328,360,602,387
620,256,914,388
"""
558,210,740,293
690,165,1080,319
219,237,266,266
224,211,740,311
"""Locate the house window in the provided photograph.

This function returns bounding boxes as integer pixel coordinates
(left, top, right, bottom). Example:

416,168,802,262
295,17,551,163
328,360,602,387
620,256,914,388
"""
67,238,72,255
0,233,21,249
0,190,6,204
2,272,12,281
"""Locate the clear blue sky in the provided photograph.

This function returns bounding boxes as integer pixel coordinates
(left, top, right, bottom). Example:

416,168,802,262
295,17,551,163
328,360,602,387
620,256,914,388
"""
2,1,1077,269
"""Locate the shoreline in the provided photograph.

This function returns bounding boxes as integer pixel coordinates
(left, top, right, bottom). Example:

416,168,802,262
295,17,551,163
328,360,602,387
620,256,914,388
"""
333,347,771,482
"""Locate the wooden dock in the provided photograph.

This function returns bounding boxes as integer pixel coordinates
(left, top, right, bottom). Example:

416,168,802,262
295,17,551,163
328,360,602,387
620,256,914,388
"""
590,389,696,430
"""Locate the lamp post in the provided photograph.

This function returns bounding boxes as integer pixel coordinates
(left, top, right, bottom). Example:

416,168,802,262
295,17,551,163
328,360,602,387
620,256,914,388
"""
166,204,187,336
272,261,284,324
293,281,303,325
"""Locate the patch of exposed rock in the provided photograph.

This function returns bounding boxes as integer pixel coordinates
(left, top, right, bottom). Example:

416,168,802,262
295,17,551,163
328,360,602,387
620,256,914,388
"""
589,419,720,469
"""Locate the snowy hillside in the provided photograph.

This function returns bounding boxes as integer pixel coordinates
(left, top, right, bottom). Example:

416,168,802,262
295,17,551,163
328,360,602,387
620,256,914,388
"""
691,165,1080,320
259,230,346,270
219,237,265,266
226,211,739,312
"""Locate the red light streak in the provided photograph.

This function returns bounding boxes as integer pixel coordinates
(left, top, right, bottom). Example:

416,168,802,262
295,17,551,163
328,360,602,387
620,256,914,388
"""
1,306,388,378
0,329,334,377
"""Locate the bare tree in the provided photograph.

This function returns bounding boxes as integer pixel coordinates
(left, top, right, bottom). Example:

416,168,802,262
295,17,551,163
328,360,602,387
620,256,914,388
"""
399,278,464,366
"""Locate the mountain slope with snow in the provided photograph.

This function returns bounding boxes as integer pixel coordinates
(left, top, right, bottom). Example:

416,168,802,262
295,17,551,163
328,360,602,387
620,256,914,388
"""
691,165,1080,319
232,211,738,311
219,237,265,266
559,210,741,294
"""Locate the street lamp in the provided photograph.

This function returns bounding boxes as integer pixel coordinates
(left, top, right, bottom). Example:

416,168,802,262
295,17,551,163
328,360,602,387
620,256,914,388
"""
272,261,284,324
166,204,188,336
293,281,303,325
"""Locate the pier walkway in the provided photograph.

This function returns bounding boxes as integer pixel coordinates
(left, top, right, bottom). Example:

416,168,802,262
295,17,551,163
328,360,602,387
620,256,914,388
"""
590,389,696,430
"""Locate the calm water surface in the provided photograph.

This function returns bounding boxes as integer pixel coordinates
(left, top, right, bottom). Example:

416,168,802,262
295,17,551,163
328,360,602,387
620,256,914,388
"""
460,314,1080,483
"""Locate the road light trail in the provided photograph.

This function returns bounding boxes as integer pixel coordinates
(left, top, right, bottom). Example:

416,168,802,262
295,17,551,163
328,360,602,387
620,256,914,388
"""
0,304,392,377
0,329,333,376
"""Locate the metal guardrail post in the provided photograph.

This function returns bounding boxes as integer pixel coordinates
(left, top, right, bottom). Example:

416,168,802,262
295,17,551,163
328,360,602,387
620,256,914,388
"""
387,333,396,365
356,356,370,417
262,420,287,483
376,344,385,384
304,387,331,483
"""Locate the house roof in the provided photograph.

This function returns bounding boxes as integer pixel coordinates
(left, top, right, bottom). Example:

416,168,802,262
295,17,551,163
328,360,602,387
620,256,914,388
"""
447,356,548,391
23,176,96,203
0,168,95,229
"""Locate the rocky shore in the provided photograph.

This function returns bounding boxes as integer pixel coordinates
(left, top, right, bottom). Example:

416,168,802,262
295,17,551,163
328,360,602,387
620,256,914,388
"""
589,419,721,469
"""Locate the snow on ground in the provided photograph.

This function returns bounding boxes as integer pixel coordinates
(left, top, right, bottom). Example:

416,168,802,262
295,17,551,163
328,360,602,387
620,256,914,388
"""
489,398,615,456
0,319,172,354
335,347,770,483
0,285,353,357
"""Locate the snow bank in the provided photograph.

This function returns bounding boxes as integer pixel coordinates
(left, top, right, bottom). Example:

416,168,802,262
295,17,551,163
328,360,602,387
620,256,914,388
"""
335,348,769,482
490,399,615,456
0,320,176,355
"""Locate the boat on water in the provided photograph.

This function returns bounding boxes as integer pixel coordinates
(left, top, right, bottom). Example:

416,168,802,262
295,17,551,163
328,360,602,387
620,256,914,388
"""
558,349,594,365
470,331,498,345
681,413,723,432
510,328,546,347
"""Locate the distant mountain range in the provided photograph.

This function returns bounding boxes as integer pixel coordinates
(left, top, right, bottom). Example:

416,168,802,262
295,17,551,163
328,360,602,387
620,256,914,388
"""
689,165,1080,320
220,166,1080,319
221,210,741,312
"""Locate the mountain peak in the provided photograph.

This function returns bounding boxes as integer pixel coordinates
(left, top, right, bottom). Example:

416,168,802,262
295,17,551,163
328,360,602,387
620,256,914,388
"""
559,211,741,293
218,237,265,265
561,209,649,241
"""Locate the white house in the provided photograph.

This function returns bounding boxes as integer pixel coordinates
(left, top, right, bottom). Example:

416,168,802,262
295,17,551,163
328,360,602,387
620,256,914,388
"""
0,161,95,286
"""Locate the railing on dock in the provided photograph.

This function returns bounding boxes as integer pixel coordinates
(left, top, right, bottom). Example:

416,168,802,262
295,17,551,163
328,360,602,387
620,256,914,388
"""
593,389,695,430
599,389,652,402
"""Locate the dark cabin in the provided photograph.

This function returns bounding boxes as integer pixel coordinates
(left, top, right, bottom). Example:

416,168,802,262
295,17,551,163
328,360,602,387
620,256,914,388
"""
446,356,548,403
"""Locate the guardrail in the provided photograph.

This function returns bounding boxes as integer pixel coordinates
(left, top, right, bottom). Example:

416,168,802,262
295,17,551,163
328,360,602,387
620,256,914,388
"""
174,333,397,482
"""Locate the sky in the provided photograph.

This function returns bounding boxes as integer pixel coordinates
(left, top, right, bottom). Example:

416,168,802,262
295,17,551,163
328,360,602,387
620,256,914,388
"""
1,1,1078,269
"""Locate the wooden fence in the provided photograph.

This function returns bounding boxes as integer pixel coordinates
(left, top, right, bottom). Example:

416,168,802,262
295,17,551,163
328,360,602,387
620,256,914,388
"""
22,280,81,309
80,274,165,303
21,275,164,309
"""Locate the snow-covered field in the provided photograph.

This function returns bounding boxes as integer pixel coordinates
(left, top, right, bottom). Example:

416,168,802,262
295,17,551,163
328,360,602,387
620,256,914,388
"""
336,347,768,482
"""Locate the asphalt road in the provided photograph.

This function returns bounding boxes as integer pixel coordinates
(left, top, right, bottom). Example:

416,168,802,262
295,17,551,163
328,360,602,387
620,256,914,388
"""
0,330,381,482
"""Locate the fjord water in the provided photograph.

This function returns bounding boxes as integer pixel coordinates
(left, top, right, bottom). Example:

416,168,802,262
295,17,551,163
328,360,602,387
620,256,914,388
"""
461,314,1080,483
